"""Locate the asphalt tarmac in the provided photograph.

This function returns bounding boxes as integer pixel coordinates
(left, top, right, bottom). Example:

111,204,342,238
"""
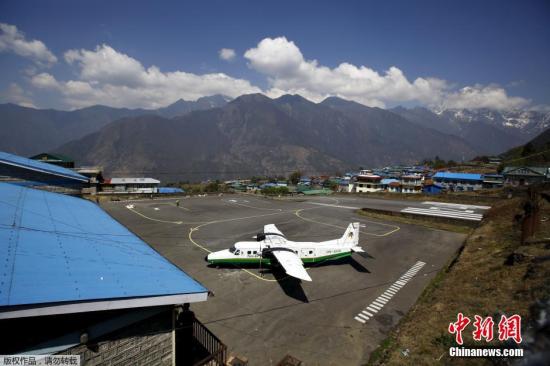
102,194,466,365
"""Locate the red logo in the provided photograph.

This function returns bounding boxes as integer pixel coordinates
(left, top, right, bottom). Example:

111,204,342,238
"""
448,313,471,345
472,315,494,342
498,314,522,344
448,313,522,345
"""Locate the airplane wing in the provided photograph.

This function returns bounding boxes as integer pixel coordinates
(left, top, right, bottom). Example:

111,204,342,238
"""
263,224,285,238
271,250,312,282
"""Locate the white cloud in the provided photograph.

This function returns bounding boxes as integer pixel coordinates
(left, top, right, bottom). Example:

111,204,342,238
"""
0,83,36,108
218,48,236,61
244,36,529,110
32,44,261,109
0,23,57,66
31,72,60,89
441,85,529,110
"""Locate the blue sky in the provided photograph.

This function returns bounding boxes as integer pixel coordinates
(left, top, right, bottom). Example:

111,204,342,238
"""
0,0,548,110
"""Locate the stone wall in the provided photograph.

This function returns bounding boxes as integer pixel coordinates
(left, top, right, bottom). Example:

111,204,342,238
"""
62,310,174,366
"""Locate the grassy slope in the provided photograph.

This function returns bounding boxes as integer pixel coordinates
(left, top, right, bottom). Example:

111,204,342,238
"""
368,197,550,365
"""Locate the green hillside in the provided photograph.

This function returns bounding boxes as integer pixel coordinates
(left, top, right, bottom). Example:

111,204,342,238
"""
500,127,550,166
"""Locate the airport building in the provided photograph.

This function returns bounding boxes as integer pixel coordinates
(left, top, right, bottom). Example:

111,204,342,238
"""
101,177,161,194
0,151,89,194
432,172,484,191
0,183,225,365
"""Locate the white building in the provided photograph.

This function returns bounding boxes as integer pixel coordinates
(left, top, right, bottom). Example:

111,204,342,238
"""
102,177,160,194
351,173,383,193
400,174,424,194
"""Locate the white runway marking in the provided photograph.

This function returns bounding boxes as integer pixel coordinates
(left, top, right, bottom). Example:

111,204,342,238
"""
401,207,483,221
355,261,426,324
306,202,360,210
422,201,491,210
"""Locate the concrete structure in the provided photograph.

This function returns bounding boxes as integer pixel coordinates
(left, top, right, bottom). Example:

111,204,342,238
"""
0,151,89,194
433,172,483,191
400,174,424,194
102,177,160,194
0,183,223,365
102,194,468,365
502,166,550,186
352,174,383,193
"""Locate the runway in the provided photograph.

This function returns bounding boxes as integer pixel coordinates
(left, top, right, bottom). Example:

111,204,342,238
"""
102,194,466,365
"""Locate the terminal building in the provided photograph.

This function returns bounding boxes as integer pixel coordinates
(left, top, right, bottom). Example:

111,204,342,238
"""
101,177,161,194
0,183,225,365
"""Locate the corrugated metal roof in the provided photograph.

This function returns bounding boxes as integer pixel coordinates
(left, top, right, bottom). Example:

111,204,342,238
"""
0,151,88,182
433,172,483,181
159,187,184,193
0,183,207,310
109,177,160,184
502,166,549,176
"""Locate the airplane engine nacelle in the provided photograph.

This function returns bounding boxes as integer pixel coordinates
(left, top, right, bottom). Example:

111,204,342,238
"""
256,233,266,241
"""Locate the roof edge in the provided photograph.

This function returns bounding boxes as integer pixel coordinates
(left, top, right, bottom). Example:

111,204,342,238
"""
0,292,208,319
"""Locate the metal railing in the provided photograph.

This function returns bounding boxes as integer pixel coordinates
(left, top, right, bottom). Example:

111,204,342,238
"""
192,318,227,366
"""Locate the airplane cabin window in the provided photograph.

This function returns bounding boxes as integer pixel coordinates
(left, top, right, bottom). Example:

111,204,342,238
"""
247,251,251,254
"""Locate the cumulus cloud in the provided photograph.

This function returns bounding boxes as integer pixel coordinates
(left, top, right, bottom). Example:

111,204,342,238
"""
441,85,529,110
244,36,528,110
218,48,236,61
0,83,36,108
0,23,57,66
32,44,260,109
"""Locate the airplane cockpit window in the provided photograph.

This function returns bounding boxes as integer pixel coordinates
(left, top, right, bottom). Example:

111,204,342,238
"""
234,250,241,255
229,246,236,253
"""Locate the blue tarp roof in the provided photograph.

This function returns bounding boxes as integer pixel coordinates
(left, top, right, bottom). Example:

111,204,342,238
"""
0,183,207,308
433,172,483,181
381,178,399,184
158,187,185,194
0,151,88,182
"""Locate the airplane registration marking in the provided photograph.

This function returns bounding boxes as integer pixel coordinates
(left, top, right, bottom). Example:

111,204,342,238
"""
355,261,426,324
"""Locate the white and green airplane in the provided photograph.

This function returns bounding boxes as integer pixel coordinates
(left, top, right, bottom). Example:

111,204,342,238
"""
206,222,365,281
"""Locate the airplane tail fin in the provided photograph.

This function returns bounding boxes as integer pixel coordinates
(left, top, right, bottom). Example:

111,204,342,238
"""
339,222,360,247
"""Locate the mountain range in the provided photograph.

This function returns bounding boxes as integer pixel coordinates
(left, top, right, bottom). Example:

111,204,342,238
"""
0,95,229,156
1,93,549,181
391,106,550,155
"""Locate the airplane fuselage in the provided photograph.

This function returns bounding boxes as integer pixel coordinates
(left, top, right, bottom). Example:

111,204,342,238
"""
206,239,352,266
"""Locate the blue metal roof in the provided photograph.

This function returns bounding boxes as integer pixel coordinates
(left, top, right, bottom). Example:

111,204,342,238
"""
0,151,88,182
381,178,399,185
0,183,207,308
433,172,483,181
159,187,185,194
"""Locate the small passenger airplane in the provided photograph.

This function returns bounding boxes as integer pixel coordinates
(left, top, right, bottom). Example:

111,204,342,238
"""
206,223,365,281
